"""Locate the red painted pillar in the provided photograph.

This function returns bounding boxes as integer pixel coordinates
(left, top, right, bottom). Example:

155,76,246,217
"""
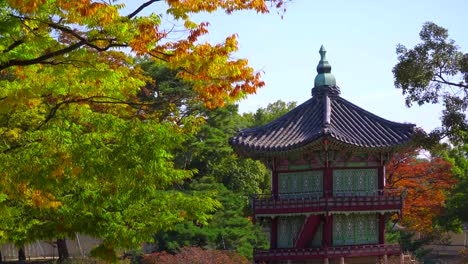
378,166,384,195
379,214,385,244
323,168,328,197
271,217,278,249
328,168,333,197
272,171,278,197
272,157,278,197
323,167,332,198
323,214,332,247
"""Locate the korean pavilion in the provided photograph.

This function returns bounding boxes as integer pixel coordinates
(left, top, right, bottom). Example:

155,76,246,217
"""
229,46,416,264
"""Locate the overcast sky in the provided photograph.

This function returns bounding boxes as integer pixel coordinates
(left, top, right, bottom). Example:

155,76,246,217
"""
125,0,468,133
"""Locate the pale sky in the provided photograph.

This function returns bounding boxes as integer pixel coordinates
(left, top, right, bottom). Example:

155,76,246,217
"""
125,0,468,133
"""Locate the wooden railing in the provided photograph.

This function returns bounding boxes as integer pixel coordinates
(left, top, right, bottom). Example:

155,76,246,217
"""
252,189,402,215
253,244,401,261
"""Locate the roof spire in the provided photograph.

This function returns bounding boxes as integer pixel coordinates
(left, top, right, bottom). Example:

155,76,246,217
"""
312,45,339,96
317,45,330,73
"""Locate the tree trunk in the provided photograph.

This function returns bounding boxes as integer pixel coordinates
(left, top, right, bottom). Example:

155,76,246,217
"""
18,247,26,262
0,250,3,264
57,238,69,262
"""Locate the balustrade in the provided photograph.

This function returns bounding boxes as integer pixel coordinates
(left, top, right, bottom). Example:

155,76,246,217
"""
252,189,402,215
253,244,401,261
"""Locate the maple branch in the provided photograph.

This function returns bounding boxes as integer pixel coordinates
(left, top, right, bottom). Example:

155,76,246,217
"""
2,40,24,53
2,140,42,154
127,0,163,19
149,53,169,62
36,96,157,130
0,41,86,71
45,21,127,51
37,60,88,67
37,100,70,130
88,98,158,107
0,15,128,71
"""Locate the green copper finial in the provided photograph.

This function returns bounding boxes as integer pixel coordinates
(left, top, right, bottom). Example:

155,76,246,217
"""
319,45,327,61
314,45,336,88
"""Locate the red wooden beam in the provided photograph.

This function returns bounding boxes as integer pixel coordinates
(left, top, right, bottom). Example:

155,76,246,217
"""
295,215,321,248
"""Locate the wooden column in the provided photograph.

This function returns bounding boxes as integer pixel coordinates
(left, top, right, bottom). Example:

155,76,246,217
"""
272,158,278,196
323,214,332,247
378,165,384,195
323,168,328,197
324,167,332,198
271,217,278,249
379,213,385,244
272,171,278,197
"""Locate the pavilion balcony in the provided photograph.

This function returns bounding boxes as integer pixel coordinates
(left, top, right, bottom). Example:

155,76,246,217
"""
252,189,402,216
253,243,401,262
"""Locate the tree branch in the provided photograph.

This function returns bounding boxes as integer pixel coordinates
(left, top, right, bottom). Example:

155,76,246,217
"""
2,40,24,53
127,0,163,19
149,52,169,62
2,139,42,154
36,96,157,130
0,41,86,71
45,20,127,51
0,15,128,71
433,74,468,89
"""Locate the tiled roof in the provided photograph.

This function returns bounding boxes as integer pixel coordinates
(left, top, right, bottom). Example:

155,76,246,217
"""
229,91,416,154
229,47,417,155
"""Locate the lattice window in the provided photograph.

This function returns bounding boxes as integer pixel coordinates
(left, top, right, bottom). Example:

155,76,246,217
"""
332,214,379,246
367,214,379,244
291,175,298,193
277,216,305,248
279,175,288,194
278,170,323,198
333,168,378,196
333,215,345,245
345,216,354,244
356,215,366,243
278,217,289,248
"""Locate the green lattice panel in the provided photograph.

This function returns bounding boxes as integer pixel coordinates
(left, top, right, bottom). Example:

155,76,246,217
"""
278,170,323,198
277,216,305,248
332,214,378,246
333,168,378,196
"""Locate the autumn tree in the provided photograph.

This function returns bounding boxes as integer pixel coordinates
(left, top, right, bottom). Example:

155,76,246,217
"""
386,150,456,233
393,22,468,146
0,0,285,261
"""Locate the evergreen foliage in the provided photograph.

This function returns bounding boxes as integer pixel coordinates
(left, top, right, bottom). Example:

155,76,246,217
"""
393,22,468,146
